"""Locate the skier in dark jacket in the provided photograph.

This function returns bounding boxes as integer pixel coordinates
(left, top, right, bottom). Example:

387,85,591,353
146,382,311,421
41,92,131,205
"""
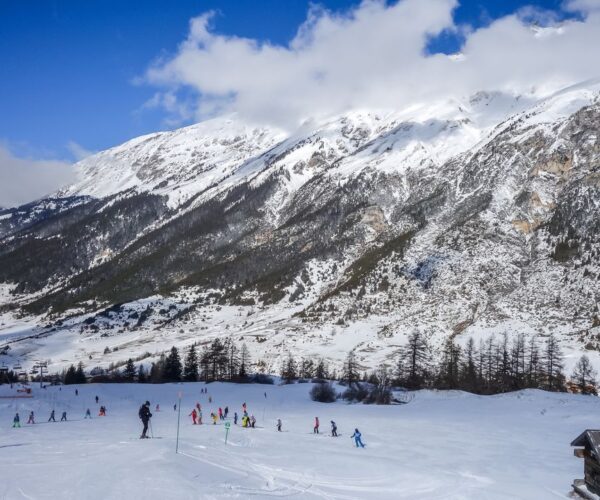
13,413,20,428
139,401,152,439
48,410,56,422
331,420,338,437
60,411,67,422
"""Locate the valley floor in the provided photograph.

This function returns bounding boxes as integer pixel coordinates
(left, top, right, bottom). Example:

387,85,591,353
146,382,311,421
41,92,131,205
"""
0,382,597,499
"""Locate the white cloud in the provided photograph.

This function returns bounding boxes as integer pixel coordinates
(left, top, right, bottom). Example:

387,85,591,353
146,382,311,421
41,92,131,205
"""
0,144,75,208
143,0,600,129
564,0,600,13
67,141,95,161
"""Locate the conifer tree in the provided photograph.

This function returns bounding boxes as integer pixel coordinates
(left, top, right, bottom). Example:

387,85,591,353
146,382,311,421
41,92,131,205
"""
398,330,429,389
138,364,147,383
314,358,329,380
572,355,597,394
75,362,87,384
123,358,136,381
163,346,182,382
64,364,77,385
239,343,251,379
280,352,297,384
342,351,360,386
183,344,199,382
544,333,565,391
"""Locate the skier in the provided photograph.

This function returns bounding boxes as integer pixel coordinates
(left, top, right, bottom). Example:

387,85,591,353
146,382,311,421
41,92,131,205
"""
99,406,106,416
331,420,338,437
276,418,282,432
314,417,319,434
211,412,217,425
139,401,152,439
156,404,160,412
224,406,229,418
242,402,247,412
208,396,212,403
234,412,238,425
27,411,35,424
250,415,256,428
13,413,20,428
174,404,177,411
195,402,201,413
85,408,92,419
60,411,67,422
351,428,365,448
189,408,198,424
264,392,267,399
95,395,99,404
75,389,78,396
48,410,56,422
198,410,203,425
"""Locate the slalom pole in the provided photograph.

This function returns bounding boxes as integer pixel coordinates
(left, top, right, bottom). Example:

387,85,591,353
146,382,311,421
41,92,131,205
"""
224,421,231,445
176,391,182,454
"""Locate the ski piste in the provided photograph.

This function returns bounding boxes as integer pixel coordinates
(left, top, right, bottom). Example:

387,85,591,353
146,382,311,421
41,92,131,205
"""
2,380,599,498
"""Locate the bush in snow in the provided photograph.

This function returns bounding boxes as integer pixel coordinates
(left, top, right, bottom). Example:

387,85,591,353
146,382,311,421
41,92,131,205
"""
310,382,337,403
250,373,274,384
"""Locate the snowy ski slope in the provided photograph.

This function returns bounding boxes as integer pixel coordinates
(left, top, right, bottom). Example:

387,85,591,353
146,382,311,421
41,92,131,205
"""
0,382,597,499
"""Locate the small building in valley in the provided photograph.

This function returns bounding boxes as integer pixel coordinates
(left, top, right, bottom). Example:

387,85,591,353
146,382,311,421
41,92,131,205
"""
572,430,600,499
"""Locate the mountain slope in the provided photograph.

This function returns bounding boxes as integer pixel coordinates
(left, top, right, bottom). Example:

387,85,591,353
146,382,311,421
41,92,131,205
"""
1,83,599,374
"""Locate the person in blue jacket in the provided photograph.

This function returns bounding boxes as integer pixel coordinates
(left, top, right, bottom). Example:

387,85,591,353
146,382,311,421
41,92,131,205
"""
351,428,365,448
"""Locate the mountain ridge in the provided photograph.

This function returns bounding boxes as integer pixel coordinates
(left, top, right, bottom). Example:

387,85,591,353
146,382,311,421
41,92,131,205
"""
1,81,599,375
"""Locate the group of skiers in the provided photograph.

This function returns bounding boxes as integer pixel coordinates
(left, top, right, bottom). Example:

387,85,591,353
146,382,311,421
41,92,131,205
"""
136,392,366,448
11,390,103,428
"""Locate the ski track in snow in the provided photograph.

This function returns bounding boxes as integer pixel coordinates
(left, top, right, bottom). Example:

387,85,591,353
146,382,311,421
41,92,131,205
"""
0,381,597,499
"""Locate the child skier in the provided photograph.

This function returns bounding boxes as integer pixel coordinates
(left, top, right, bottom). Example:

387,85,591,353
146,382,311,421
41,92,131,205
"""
27,411,35,424
314,417,320,434
250,415,256,428
224,406,229,418
13,413,20,428
198,410,203,425
211,412,217,425
218,407,223,420
331,420,338,437
351,428,365,448
48,410,56,422
277,419,282,432
234,412,238,425
85,408,92,419
60,411,67,422
190,408,198,424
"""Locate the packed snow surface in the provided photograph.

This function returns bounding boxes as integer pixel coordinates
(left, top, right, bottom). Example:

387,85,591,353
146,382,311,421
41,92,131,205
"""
0,382,596,499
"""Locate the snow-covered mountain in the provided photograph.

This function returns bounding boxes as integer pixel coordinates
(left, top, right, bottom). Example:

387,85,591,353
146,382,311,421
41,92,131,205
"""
1,81,599,375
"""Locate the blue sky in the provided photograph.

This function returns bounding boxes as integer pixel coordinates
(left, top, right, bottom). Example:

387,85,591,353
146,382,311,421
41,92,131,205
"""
0,0,582,162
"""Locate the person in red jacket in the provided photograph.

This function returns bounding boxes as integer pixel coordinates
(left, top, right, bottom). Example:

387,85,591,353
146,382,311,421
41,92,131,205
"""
313,416,319,434
189,408,198,424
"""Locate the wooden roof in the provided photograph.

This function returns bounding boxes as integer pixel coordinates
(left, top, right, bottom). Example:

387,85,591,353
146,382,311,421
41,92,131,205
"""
572,430,600,459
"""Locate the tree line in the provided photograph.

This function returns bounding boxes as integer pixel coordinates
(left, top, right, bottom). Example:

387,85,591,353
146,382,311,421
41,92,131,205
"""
361,331,597,395
2,332,597,397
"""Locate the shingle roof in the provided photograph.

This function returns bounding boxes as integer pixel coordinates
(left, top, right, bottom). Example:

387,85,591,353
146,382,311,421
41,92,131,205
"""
572,430,600,459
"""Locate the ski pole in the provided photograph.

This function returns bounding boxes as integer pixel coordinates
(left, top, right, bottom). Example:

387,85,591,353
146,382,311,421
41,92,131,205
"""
176,391,182,454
